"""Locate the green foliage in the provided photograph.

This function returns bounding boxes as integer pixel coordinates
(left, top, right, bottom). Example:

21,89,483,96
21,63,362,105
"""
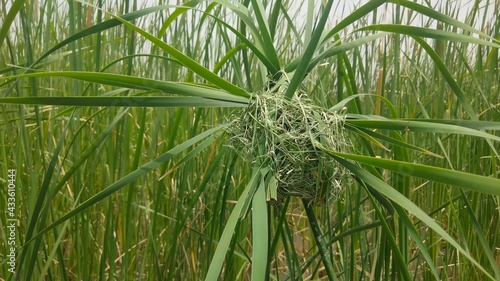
1,0,499,280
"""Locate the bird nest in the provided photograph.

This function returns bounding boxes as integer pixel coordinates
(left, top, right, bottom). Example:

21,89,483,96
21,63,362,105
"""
227,81,350,204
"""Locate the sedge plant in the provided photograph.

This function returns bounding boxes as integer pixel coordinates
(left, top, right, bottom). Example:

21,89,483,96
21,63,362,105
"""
1,0,499,280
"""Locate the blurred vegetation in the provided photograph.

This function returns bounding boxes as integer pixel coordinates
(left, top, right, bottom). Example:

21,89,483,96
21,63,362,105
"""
1,0,499,280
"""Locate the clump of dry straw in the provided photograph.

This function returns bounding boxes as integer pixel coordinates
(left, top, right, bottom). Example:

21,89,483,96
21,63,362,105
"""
228,77,350,204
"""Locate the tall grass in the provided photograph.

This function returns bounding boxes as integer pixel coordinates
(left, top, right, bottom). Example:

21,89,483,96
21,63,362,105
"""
1,0,499,280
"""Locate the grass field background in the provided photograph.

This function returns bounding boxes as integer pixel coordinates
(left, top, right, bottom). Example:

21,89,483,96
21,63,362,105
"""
1,0,499,280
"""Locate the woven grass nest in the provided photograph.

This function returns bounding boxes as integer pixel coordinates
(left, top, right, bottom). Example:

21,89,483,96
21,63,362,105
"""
228,81,350,205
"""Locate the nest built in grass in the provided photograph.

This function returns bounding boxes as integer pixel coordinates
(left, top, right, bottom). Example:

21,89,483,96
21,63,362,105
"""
228,81,350,204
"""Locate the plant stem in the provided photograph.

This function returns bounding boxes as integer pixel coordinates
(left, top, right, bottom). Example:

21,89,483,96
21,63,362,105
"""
302,199,336,281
